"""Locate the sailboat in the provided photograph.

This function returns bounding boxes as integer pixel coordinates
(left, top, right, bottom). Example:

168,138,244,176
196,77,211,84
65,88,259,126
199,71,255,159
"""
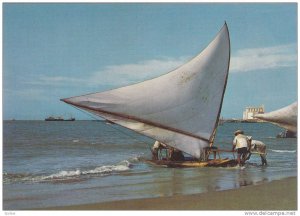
61,23,237,167
255,102,297,138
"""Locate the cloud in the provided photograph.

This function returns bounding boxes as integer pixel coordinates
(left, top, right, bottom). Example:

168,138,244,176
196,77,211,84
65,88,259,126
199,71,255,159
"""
24,43,297,89
230,44,297,73
25,57,188,88
23,75,84,87
88,57,187,86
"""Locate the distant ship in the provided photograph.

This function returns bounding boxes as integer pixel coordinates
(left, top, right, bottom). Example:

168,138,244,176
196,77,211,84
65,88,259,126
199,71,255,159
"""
45,116,75,121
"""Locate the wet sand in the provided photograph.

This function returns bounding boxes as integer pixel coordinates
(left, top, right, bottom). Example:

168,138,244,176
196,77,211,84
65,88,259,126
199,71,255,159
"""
45,177,297,210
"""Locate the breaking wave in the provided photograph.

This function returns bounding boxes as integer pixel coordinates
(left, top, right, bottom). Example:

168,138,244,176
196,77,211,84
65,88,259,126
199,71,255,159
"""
270,149,296,153
4,160,132,184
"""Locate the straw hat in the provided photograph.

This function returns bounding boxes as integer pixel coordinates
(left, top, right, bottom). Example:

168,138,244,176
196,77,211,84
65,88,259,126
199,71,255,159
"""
234,130,244,135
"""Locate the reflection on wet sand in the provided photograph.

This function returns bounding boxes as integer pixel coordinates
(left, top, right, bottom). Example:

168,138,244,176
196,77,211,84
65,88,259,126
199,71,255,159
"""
148,162,275,200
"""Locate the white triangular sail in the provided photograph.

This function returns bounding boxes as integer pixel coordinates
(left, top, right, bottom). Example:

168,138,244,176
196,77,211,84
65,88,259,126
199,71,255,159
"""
255,102,297,133
62,24,230,158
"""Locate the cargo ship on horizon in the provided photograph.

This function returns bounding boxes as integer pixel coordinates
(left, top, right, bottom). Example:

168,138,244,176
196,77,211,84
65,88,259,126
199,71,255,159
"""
45,116,75,121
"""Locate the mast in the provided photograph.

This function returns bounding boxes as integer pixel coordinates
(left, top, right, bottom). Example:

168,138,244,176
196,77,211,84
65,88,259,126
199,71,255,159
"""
209,22,230,145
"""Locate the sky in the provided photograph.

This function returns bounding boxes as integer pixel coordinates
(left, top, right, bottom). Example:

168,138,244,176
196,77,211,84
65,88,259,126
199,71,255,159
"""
3,3,297,120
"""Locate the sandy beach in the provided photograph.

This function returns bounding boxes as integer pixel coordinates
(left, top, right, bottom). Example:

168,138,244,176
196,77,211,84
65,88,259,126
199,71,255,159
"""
44,176,297,210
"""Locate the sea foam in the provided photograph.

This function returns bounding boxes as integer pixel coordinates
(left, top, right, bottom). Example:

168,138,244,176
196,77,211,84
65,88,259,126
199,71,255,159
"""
42,160,131,181
270,149,296,153
4,160,132,183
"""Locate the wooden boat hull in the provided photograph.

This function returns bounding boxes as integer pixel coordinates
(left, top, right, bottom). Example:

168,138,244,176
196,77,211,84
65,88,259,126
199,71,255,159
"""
143,158,237,168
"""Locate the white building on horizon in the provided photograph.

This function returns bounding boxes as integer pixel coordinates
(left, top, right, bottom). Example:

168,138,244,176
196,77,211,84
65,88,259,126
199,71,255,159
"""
243,105,265,120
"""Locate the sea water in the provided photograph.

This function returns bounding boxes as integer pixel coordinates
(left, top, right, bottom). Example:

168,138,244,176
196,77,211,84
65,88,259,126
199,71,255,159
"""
3,121,297,210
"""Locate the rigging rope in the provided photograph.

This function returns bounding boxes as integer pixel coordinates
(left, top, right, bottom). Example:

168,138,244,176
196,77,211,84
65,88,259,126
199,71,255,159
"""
69,104,154,152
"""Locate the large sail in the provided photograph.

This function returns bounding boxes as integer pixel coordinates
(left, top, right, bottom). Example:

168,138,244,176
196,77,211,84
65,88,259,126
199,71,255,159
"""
255,102,297,133
61,23,230,158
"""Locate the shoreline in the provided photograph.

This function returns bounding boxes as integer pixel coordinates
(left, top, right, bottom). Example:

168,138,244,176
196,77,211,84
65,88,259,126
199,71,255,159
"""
43,176,297,210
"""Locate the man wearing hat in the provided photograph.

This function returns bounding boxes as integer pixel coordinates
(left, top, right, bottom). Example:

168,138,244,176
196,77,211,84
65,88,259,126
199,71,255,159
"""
232,130,250,166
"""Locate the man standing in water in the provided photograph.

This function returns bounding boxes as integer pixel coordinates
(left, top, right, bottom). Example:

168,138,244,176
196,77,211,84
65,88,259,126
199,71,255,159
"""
232,130,250,166
247,136,267,166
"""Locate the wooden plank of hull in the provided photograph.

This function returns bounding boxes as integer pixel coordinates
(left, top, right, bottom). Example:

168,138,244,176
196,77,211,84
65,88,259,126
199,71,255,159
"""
144,158,237,168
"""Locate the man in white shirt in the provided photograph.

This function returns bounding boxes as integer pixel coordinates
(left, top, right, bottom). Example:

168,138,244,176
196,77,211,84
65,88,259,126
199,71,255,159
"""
232,130,250,166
